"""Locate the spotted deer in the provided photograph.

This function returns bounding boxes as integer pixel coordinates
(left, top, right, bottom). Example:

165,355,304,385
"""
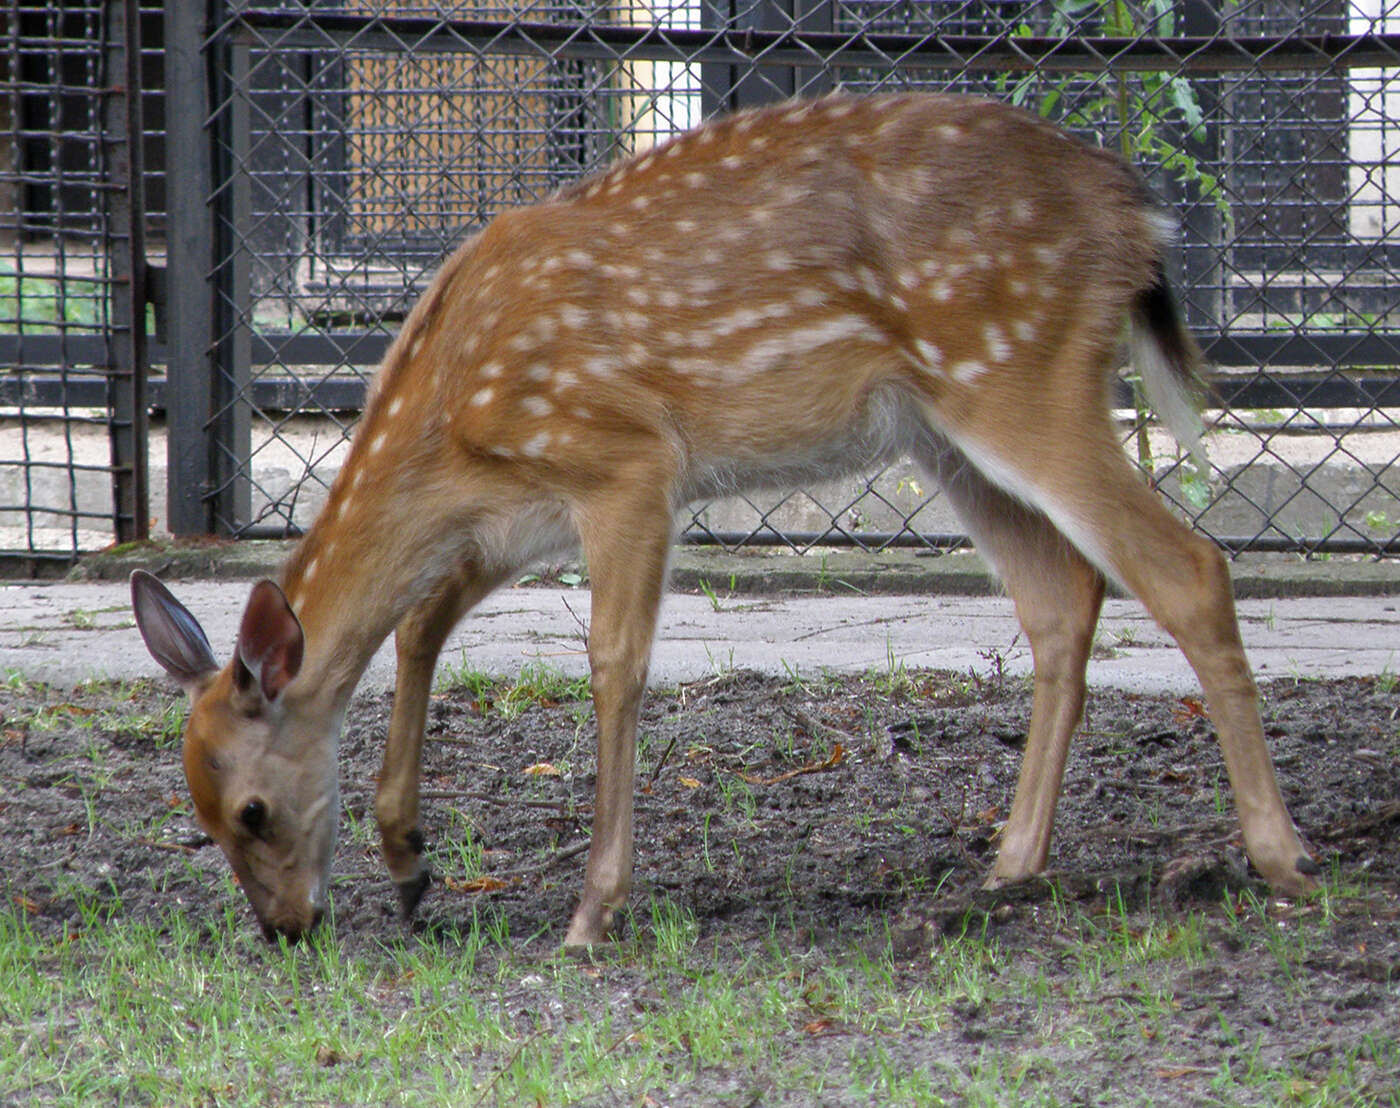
131,92,1317,946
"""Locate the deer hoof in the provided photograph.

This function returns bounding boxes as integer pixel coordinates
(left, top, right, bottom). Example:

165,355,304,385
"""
1295,853,1322,877
396,869,432,918
563,902,619,950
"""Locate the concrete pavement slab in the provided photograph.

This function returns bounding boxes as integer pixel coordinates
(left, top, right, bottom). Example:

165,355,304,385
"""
3,577,1396,697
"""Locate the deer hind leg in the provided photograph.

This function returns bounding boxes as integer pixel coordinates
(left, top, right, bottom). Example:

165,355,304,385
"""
378,561,502,917
563,462,677,949
927,374,1317,895
1091,475,1318,893
919,444,1106,887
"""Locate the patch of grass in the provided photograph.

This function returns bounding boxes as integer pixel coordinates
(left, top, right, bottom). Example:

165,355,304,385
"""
1,904,516,1105
436,659,591,721
134,698,188,749
502,663,591,717
779,658,812,696
871,639,917,699
433,655,496,699
696,575,727,612
1,678,186,750
440,808,487,883
648,895,700,964
3,882,1398,1106
701,642,737,678
2,667,32,692
716,771,757,822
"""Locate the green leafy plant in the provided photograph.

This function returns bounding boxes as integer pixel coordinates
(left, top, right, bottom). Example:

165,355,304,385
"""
1006,0,1228,212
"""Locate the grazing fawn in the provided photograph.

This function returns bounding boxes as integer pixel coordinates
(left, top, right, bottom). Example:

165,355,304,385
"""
132,92,1316,945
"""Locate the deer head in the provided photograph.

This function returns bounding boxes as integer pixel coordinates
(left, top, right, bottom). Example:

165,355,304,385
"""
131,570,338,940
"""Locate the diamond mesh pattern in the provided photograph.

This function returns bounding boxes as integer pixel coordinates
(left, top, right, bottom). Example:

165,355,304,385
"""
15,0,1391,557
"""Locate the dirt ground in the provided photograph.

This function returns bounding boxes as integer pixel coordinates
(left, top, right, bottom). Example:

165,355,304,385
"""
3,663,1399,1102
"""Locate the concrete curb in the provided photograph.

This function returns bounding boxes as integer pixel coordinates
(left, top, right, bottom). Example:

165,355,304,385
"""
63,538,1400,600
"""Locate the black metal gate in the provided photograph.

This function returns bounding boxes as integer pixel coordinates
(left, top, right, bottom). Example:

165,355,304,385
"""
0,0,151,569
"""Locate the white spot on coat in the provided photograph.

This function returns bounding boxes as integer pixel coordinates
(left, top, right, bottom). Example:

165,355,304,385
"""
950,359,988,383
521,431,552,457
583,355,619,378
984,323,1012,363
558,305,589,330
915,339,944,372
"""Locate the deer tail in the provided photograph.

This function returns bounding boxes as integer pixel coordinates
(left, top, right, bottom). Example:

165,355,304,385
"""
1131,259,1208,471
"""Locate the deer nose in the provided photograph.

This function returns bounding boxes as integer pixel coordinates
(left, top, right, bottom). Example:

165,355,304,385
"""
261,907,325,944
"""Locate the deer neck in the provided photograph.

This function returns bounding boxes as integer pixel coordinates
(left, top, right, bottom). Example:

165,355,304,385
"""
274,429,465,713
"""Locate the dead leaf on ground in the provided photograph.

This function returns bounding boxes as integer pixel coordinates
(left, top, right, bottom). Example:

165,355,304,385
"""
443,875,512,894
741,744,845,786
1173,697,1208,723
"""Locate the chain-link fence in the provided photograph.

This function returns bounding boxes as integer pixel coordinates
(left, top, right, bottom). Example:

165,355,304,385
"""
4,2,1400,561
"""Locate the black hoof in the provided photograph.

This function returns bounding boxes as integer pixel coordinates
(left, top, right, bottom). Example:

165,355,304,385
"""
1295,854,1323,877
396,869,432,918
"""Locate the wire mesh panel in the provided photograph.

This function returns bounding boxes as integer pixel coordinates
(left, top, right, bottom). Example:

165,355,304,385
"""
0,0,152,565
188,0,1400,555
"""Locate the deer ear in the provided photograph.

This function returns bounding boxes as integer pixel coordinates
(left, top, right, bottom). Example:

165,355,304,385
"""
130,570,219,693
234,579,304,705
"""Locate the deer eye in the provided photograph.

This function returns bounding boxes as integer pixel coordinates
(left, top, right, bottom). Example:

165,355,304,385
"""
239,799,268,838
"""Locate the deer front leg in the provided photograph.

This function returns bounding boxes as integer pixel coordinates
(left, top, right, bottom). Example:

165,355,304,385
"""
563,474,674,949
377,562,498,917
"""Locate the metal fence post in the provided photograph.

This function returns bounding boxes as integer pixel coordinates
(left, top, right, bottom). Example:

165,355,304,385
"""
211,6,252,533
162,0,216,535
104,0,149,545
163,0,251,536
